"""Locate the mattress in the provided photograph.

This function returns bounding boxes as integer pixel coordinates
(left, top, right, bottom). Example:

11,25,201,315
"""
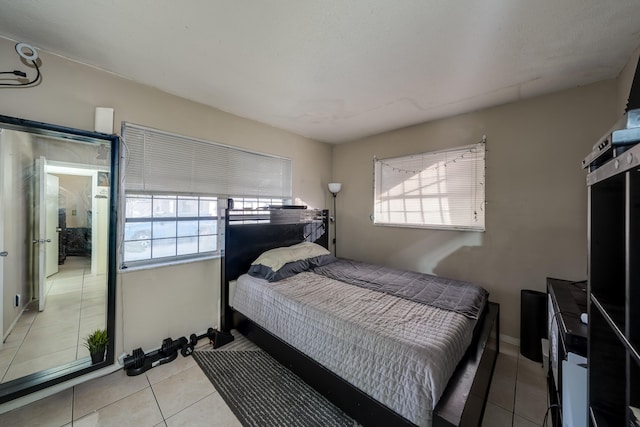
232,271,480,427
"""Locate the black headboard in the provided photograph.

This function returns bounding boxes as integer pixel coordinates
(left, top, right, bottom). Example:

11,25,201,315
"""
220,208,329,331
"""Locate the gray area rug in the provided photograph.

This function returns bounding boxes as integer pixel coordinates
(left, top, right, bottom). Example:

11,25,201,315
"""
192,349,357,427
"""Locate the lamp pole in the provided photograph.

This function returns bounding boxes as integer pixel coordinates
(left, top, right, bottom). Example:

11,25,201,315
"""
328,183,342,257
332,191,337,257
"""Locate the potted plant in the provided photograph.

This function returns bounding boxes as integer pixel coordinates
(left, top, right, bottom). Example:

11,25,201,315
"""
84,328,108,364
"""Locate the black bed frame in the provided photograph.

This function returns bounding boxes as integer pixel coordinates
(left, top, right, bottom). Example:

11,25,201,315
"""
220,208,499,427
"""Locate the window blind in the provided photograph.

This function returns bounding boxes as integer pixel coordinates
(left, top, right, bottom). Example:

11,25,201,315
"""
374,142,485,231
122,123,292,198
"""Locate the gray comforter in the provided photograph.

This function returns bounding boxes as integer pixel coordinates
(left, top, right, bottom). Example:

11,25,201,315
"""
313,259,487,319
232,272,483,427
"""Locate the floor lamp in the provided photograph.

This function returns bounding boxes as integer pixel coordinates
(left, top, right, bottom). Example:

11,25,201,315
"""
328,182,342,257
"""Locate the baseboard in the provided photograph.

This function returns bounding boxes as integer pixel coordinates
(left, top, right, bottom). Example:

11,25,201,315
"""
500,334,520,347
2,305,29,342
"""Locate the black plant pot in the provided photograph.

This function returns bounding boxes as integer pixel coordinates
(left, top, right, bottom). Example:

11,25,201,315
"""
90,350,105,364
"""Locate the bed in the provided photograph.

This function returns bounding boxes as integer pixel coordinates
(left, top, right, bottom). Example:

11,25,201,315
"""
219,207,499,427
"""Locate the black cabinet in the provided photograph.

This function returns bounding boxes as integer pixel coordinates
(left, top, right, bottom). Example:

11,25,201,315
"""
547,278,588,427
587,142,640,426
64,227,91,256
58,208,67,264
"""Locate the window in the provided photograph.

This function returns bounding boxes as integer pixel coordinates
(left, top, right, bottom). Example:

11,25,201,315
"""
121,123,292,268
232,196,284,211
123,194,219,263
374,142,485,231
229,197,285,224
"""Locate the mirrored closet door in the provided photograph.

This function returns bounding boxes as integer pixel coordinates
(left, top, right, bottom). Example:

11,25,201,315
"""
0,115,118,403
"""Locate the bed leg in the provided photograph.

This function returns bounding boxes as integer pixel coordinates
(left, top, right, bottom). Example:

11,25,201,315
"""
212,329,235,349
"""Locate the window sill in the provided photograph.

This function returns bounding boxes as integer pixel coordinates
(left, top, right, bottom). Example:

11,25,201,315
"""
118,254,222,273
373,222,485,232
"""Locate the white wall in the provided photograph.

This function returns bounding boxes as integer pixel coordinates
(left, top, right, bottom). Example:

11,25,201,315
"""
0,36,332,355
56,175,91,229
0,130,33,337
332,80,620,340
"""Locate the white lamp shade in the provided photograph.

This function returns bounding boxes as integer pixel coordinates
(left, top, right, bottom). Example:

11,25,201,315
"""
328,182,342,194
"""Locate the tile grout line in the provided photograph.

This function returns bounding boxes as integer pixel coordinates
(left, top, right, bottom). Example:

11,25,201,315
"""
73,378,146,422
74,266,86,360
0,301,39,383
1,270,66,384
515,353,548,427
76,261,97,360
71,385,75,426
511,352,519,427
149,359,218,425
146,370,168,423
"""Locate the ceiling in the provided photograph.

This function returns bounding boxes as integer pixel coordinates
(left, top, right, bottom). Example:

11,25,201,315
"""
1,1,640,143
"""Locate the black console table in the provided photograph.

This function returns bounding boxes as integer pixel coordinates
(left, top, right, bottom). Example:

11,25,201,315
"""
547,277,588,427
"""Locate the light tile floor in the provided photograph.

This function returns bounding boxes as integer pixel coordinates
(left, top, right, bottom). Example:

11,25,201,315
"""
0,339,547,426
0,343,240,427
483,342,549,427
0,257,106,383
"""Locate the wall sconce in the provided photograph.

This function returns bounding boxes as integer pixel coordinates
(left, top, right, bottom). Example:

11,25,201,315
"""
328,183,342,256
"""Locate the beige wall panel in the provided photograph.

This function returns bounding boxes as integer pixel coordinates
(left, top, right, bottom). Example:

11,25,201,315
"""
332,80,619,339
118,260,219,353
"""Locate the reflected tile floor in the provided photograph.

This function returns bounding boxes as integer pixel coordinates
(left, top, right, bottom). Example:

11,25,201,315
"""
0,257,107,383
0,340,547,426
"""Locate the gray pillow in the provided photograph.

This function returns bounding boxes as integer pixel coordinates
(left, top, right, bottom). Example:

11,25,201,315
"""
308,254,337,268
248,259,311,282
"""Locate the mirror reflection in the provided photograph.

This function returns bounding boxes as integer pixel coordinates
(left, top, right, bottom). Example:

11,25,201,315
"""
0,126,111,384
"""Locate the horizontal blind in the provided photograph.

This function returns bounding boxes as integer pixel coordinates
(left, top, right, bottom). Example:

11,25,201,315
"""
374,142,485,231
122,123,292,198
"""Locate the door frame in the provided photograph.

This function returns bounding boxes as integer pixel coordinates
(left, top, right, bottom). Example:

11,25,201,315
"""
34,156,63,312
0,130,5,339
46,163,104,275
44,172,59,279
